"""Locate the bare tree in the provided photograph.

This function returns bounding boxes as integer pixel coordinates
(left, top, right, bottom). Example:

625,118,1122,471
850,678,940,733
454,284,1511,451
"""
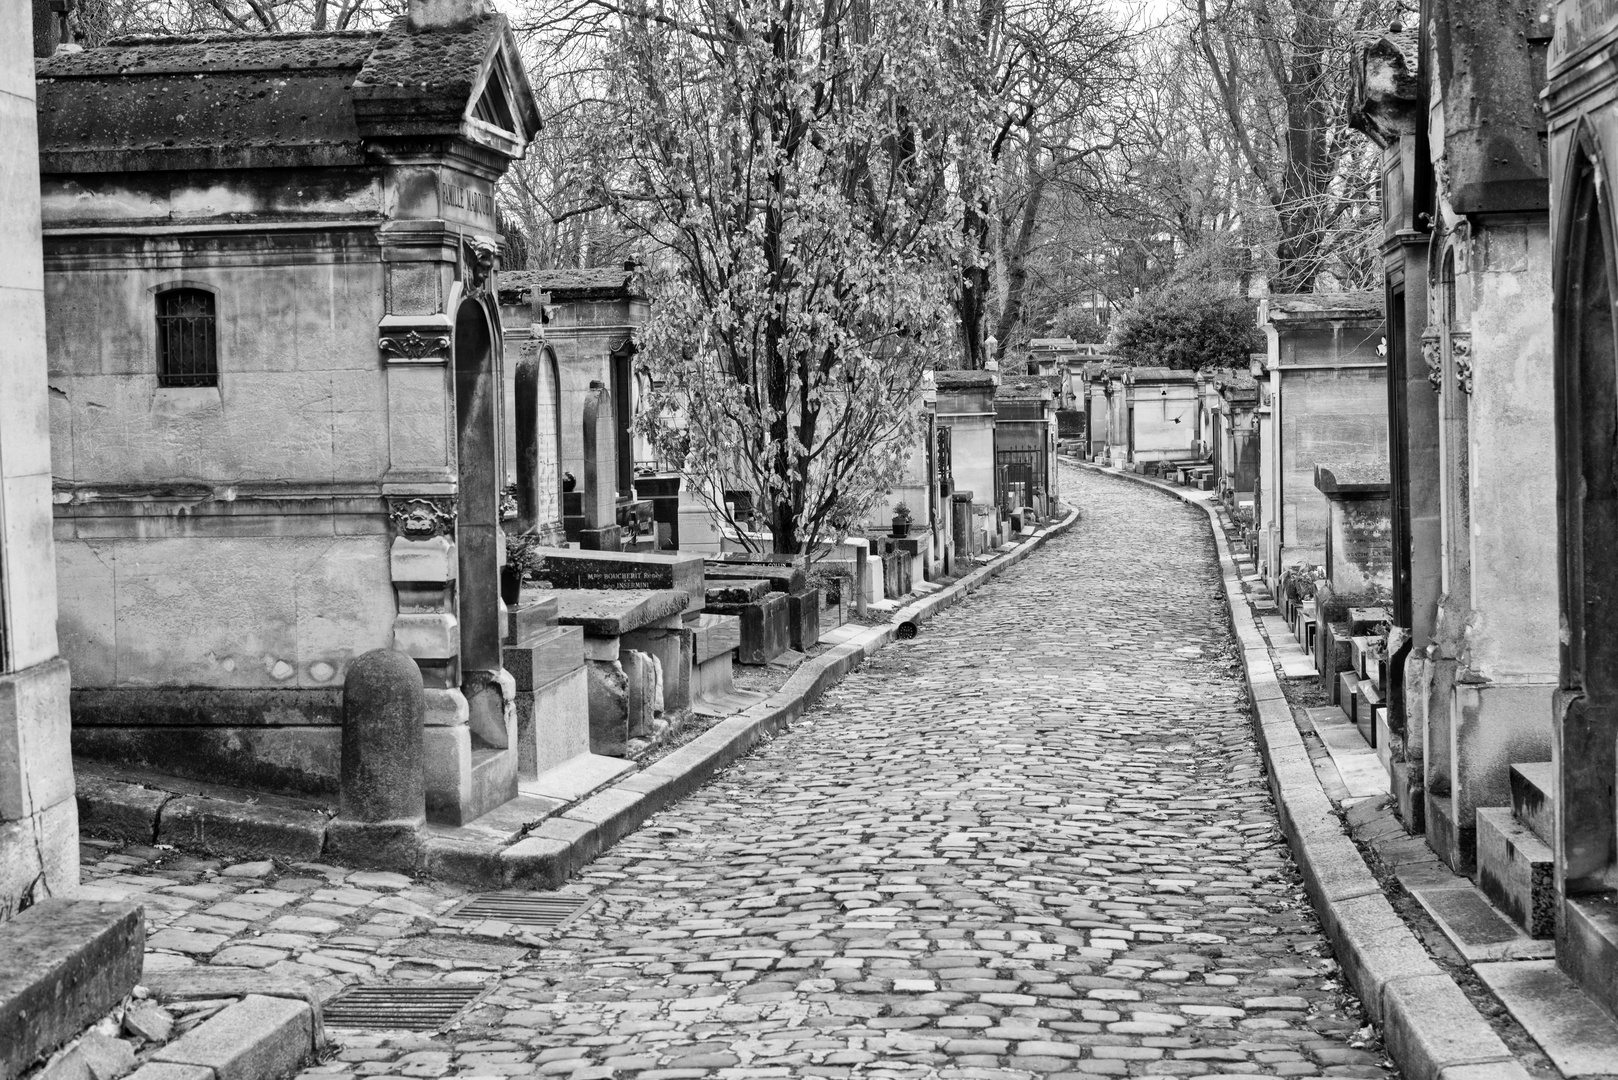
74,0,401,40
952,0,1137,367
1186,0,1390,293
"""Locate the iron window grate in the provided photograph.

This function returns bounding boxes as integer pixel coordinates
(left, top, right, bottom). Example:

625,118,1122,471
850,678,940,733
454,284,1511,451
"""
156,288,218,388
322,984,490,1031
442,892,595,928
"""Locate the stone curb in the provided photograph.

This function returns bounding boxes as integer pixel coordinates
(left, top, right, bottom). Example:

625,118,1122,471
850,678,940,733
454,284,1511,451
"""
129,993,319,1080
1069,460,1528,1080
77,508,1080,894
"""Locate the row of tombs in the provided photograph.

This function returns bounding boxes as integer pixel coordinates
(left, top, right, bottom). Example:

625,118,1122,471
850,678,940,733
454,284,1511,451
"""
1134,0,1618,1042
9,0,1068,854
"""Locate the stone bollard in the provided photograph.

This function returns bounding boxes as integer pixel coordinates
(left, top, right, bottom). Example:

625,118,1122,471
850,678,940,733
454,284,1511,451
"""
325,649,427,872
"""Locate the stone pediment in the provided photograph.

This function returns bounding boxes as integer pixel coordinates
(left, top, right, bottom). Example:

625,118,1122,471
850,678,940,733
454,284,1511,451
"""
35,15,540,173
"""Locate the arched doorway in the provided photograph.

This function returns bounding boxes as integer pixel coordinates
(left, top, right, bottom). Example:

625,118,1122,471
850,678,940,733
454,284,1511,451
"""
1555,140,1618,897
454,299,503,689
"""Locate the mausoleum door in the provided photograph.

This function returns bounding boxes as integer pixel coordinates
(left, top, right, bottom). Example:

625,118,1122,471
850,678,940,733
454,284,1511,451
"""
1556,149,1618,894
454,300,503,678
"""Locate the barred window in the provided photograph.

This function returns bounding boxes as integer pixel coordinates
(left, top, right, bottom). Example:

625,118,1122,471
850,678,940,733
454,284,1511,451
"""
156,288,218,387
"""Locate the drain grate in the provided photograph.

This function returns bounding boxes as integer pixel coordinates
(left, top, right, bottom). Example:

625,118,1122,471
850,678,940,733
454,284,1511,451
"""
443,892,595,928
323,984,490,1030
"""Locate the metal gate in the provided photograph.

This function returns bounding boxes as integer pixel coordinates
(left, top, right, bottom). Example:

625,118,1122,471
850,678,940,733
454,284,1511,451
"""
995,449,1046,512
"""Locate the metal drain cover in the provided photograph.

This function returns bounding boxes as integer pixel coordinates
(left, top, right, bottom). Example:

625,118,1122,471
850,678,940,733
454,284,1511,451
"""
323,984,490,1030
443,892,595,927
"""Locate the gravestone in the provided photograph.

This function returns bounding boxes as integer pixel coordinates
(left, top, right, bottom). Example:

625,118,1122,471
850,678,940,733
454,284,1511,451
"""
555,589,687,754
706,578,770,605
687,612,744,714
705,591,790,665
536,549,706,615
701,559,807,595
633,474,682,549
787,588,821,651
501,590,588,779
328,648,426,870
951,490,975,559
581,383,621,551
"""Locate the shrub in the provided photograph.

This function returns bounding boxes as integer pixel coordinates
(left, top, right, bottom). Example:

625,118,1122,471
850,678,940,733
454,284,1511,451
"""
1111,280,1261,370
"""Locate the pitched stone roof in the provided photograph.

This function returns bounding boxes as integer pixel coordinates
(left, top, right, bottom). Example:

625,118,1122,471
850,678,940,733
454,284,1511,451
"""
504,267,646,301
932,369,998,390
35,16,539,173
1260,291,1383,324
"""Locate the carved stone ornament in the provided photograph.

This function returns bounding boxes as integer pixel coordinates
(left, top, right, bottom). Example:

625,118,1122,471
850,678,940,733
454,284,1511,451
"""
1451,333,1473,395
388,497,456,540
378,330,451,361
1421,327,1442,393
462,236,500,299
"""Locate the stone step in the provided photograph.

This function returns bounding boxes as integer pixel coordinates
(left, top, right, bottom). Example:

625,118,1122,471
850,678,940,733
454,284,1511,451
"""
521,752,636,805
0,900,145,1079
1510,761,1555,847
1473,959,1618,1078
1476,806,1555,938
466,744,519,824
1408,881,1555,963
1561,892,1618,1023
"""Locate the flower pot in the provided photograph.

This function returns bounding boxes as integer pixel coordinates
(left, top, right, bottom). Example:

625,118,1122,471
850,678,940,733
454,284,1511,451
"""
500,566,523,606
891,517,911,538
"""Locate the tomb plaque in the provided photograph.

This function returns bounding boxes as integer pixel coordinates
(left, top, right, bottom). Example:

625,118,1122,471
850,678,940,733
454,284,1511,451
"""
536,550,705,614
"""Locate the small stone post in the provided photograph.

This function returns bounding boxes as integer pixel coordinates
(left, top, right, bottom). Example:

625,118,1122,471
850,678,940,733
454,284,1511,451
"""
326,649,427,871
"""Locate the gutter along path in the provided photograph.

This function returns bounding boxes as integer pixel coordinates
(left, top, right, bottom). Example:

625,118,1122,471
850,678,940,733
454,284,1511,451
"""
1078,459,1547,1080
81,466,1398,1078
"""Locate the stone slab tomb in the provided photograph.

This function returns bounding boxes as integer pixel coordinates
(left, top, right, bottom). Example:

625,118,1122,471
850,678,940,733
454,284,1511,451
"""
553,589,687,755
704,585,791,666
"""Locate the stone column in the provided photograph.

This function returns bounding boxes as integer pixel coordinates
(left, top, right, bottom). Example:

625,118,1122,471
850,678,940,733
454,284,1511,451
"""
1,4,77,917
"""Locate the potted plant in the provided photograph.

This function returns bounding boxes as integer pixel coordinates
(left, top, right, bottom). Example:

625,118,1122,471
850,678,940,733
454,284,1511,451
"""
891,502,913,538
503,532,540,606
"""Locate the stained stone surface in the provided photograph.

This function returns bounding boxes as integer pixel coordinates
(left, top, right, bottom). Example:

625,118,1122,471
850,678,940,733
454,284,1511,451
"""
80,466,1394,1079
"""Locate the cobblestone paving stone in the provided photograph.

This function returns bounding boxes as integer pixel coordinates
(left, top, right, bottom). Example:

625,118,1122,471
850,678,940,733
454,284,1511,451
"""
82,464,1396,1080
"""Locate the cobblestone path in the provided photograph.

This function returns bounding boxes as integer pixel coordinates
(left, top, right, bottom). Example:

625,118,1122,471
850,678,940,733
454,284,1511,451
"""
83,464,1395,1080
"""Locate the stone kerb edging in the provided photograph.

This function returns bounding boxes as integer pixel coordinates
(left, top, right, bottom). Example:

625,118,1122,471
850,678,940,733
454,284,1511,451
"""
1068,459,1528,1080
499,506,1083,890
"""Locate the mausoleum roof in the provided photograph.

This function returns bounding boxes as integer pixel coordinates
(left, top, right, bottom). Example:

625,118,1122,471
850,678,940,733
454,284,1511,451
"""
1259,291,1383,325
509,266,646,301
36,15,540,173
995,376,1055,401
1126,366,1197,383
932,369,999,390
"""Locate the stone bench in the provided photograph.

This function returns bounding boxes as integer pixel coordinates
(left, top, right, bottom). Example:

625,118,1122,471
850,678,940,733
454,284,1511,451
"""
553,589,690,755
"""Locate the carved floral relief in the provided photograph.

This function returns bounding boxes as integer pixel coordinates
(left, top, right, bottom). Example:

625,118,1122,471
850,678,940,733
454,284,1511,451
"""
1451,334,1472,395
388,497,457,540
378,330,451,361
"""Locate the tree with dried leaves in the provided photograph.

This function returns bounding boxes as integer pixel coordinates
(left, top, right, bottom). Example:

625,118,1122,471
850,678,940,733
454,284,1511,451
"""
577,0,990,554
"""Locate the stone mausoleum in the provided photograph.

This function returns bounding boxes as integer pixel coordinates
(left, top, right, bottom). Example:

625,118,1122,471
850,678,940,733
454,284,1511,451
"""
37,0,567,825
